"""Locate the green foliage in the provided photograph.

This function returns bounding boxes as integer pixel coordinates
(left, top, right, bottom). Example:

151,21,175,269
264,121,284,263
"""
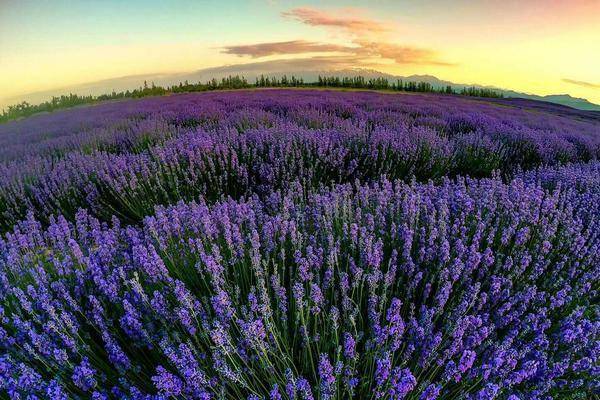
0,75,504,123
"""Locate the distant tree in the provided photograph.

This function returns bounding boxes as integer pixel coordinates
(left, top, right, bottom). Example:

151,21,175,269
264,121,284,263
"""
0,74,504,123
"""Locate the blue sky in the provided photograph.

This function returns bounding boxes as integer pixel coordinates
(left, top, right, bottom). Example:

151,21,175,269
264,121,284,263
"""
1,0,599,105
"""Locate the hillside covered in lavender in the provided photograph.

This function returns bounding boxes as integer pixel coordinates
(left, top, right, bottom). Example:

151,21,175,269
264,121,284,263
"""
0,89,598,400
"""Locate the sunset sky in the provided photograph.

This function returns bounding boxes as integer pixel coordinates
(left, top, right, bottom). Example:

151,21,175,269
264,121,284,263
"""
1,0,599,106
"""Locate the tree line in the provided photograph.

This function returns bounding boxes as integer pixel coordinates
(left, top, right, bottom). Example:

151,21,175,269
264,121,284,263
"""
0,75,503,123
313,76,502,98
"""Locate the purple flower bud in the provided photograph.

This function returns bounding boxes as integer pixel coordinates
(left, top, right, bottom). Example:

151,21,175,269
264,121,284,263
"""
72,357,97,392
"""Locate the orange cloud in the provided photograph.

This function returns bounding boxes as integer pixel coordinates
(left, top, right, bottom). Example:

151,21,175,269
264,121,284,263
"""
222,40,355,58
563,78,600,89
282,7,390,35
278,7,453,67
355,41,456,66
222,38,453,66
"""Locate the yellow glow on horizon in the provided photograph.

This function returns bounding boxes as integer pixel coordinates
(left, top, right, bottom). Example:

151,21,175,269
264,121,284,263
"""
1,2,599,106
0,42,236,102
380,22,600,104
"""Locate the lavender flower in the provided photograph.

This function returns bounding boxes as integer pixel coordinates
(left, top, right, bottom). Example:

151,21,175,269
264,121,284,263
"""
0,90,597,399
72,358,97,392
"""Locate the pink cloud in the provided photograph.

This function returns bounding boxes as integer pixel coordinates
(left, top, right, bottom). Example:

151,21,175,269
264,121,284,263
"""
222,40,355,58
282,7,391,35
222,38,454,66
277,7,454,66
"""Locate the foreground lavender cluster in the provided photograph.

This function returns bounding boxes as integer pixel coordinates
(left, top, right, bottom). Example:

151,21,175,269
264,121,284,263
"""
1,170,599,399
1,90,599,230
0,91,599,399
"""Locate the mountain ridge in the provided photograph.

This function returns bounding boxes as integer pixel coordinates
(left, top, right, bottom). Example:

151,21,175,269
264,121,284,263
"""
3,65,599,112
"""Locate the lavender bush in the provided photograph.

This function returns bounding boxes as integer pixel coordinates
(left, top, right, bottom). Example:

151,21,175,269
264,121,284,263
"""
0,90,598,399
1,171,599,399
1,90,599,230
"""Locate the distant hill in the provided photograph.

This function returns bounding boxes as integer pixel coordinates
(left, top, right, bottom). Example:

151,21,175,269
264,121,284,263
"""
326,70,600,112
3,65,600,112
519,94,600,111
182,67,600,111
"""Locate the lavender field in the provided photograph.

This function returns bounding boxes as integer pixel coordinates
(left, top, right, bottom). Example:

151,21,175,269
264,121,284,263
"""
0,90,598,399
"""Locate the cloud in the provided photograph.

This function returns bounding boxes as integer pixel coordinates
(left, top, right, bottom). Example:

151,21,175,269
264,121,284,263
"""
355,41,456,66
563,78,600,89
277,7,454,67
222,40,355,58
222,38,454,66
282,7,390,35
196,56,375,75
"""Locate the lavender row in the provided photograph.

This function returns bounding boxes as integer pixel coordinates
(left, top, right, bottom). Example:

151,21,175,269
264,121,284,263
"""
1,170,598,399
0,125,490,229
518,161,600,192
2,91,599,231
1,91,599,163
